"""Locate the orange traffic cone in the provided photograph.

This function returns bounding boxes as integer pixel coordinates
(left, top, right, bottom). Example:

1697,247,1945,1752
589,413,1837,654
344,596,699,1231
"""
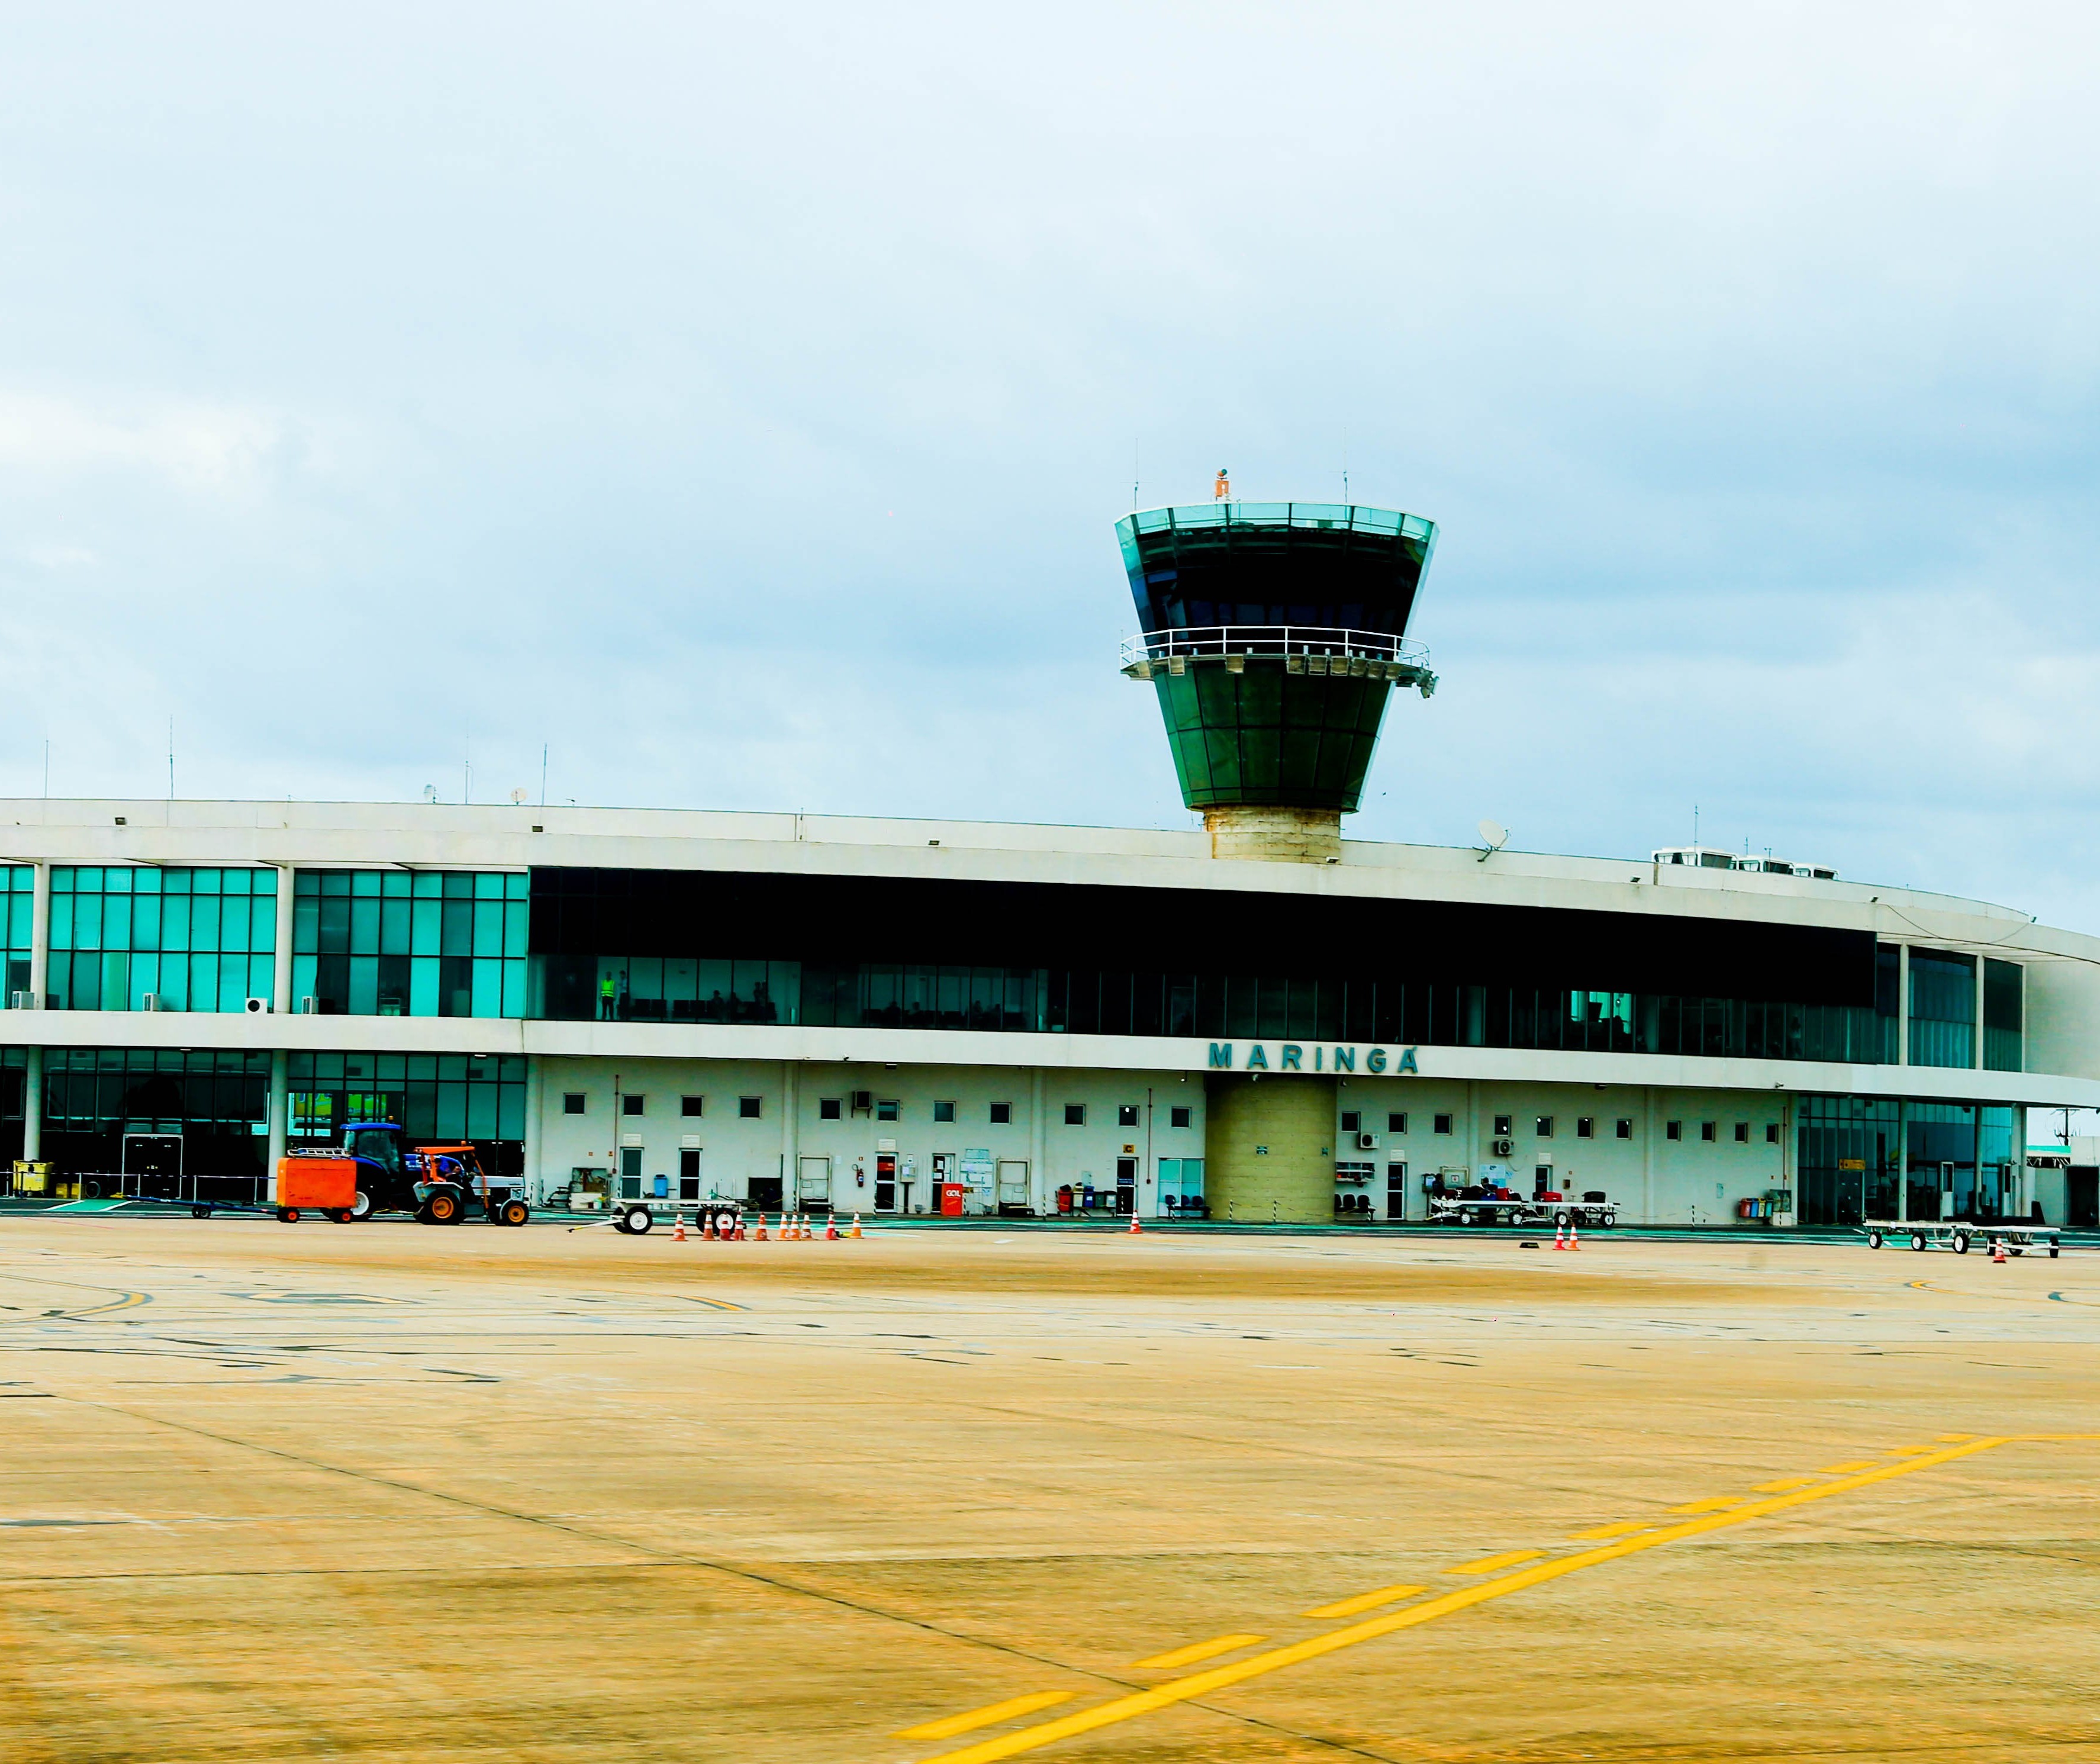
1568,1219,1581,1252
1553,1221,1566,1251
848,1213,863,1238
1129,1207,1142,1234
729,1214,743,1240
753,1213,769,1241
672,1212,687,1242
701,1213,715,1240
1992,1236,2007,1264
825,1218,840,1240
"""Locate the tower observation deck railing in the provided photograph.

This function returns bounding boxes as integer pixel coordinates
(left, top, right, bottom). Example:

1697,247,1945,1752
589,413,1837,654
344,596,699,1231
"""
1119,625,1436,694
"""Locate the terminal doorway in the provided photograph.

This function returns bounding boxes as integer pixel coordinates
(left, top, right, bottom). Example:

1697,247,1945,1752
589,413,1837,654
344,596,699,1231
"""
874,1153,898,1213
797,1155,833,1215
122,1132,183,1200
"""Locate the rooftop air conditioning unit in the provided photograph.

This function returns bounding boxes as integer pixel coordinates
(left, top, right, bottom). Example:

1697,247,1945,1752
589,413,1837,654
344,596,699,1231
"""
140,993,162,1012
850,1090,872,1114
1492,1138,1513,1158
299,996,320,1015
7,990,30,1010
245,996,271,1015
1357,1132,1379,1151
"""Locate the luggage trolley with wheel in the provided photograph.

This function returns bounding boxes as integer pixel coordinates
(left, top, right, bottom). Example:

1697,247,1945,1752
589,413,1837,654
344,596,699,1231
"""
1864,1222,2062,1258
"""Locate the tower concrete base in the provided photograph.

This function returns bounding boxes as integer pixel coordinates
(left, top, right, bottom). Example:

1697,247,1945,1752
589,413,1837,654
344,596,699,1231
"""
1203,806,1343,864
1204,1073,1337,1224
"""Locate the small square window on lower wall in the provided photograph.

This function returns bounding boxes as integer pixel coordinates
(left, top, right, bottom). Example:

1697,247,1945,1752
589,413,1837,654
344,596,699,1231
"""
1734,1121,1750,1143
933,1100,956,1124
1615,1118,1632,1139
1339,1110,1361,1133
876,1099,899,1122
1387,1112,1407,1134
1766,1122,1780,1144
1064,1104,1086,1125
1170,1105,1191,1129
1535,1116,1554,1138
621,1094,645,1116
1576,1117,1594,1139
1433,1113,1452,1134
681,1095,704,1118
989,1101,1012,1124
819,1097,842,1121
562,1092,586,1115
1666,1121,1683,1141
1701,1121,1717,1142
1117,1104,1140,1127
739,1096,762,1119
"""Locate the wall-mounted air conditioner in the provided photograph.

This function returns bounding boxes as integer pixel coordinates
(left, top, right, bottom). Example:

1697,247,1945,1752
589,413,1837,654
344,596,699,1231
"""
1492,1138,1513,1157
850,1090,872,1114
299,996,320,1015
1357,1132,1379,1151
7,990,30,1010
244,996,271,1015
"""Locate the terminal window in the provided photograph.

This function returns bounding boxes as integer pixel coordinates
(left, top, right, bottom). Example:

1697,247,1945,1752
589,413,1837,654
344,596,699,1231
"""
1433,1113,1452,1134
1701,1121,1717,1142
1064,1104,1086,1125
1576,1117,1593,1139
1615,1118,1632,1138
622,1094,645,1116
988,1100,1012,1124
1493,1115,1512,1136
1340,1111,1360,1133
1117,1104,1140,1126
1387,1112,1407,1134
933,1100,956,1123
1766,1122,1780,1144
875,1099,898,1121
562,1092,585,1115
819,1097,842,1120
1666,1121,1683,1141
681,1096,704,1118
1535,1116,1554,1138
739,1096,763,1119
1170,1105,1191,1128
1734,1122,1749,1143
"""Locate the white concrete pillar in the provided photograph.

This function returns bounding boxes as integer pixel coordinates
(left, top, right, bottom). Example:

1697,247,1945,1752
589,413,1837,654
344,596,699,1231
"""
22,1044,43,1163
28,861,50,1007
781,1060,798,1207
266,1048,288,1197
1641,1084,1657,1225
272,863,295,1012
1030,1066,1046,1213
523,1045,546,1201
1897,945,1911,1066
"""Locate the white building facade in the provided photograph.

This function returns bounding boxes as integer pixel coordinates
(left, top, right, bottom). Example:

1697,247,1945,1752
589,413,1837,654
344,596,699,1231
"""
3,798,2096,1229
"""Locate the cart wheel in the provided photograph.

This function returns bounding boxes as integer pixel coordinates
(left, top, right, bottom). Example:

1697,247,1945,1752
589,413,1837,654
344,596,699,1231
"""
2009,1245,2024,1256
1555,1210,1571,1228
1954,1232,1970,1254
500,1198,530,1227
626,1206,653,1235
1866,1229,1883,1250
1910,1231,1927,1251
427,1191,460,1224
348,1189,373,1221
331,1209,355,1224
191,1204,211,1219
278,1208,299,1224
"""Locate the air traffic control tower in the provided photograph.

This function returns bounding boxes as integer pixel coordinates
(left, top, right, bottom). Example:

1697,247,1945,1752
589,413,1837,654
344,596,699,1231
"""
1117,495,1441,1222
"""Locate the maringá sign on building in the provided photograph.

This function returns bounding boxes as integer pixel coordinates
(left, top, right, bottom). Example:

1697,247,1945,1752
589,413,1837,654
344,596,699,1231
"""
1205,1043,1419,1074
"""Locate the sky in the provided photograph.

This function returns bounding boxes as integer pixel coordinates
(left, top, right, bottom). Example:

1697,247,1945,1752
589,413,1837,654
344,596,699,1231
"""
5,4,2100,925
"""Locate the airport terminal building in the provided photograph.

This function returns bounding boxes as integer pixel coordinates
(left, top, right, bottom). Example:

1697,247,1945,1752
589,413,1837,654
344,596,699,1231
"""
4,500,2096,1228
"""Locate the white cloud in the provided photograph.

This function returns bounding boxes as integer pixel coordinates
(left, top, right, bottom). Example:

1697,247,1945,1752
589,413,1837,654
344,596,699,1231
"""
0,391,279,492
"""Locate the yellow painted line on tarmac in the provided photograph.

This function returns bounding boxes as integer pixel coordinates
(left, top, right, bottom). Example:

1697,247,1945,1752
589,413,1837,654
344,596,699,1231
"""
1818,1460,1877,1473
1751,1477,1821,1493
67,1290,152,1318
1568,1520,1646,1541
1303,1583,1427,1620
1132,1633,1265,1671
1666,1496,1745,1514
897,1692,1075,1740
914,1437,2025,1764
1443,1549,1544,1575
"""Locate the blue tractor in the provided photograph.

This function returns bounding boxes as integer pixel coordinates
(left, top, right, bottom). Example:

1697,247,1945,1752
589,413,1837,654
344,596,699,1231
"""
341,1122,532,1226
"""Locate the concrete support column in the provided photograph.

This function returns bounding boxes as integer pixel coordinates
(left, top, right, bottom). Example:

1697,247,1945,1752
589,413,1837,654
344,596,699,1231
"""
28,861,50,1007
22,1044,43,1162
1030,1067,1046,1213
272,864,296,1013
1641,1085,1657,1225
523,1052,543,1200
781,1060,798,1206
266,1049,288,1200
1464,1079,1480,1182
1897,945,1911,1067
1896,1099,1908,1225
1973,954,1985,1071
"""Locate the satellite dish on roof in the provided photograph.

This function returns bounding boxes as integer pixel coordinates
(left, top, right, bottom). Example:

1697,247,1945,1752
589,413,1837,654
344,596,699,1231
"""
1476,819,1509,862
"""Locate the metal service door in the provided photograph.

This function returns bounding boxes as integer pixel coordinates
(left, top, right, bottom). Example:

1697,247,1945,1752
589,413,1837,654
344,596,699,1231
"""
123,1132,184,1200
678,1147,702,1203
1115,1155,1137,1214
874,1154,898,1212
1386,1161,1407,1221
797,1155,832,1212
996,1159,1029,1212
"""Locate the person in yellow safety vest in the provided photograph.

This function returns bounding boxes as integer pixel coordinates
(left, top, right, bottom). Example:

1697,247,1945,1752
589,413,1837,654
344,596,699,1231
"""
1214,468,1230,500
600,972,617,1020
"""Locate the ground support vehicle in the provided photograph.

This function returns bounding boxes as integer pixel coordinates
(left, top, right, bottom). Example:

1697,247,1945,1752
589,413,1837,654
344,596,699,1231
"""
1866,1221,2062,1257
1428,1193,1535,1228
1542,1192,1619,1229
337,1123,530,1225
609,1199,745,1236
271,1150,359,1224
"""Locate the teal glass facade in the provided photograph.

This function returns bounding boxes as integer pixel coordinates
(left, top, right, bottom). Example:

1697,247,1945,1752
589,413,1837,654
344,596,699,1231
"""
1983,958,2022,1072
49,867,276,1012
1908,949,1975,1068
1797,1096,2021,1227
286,1051,526,1171
40,1047,271,1177
292,871,527,1018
